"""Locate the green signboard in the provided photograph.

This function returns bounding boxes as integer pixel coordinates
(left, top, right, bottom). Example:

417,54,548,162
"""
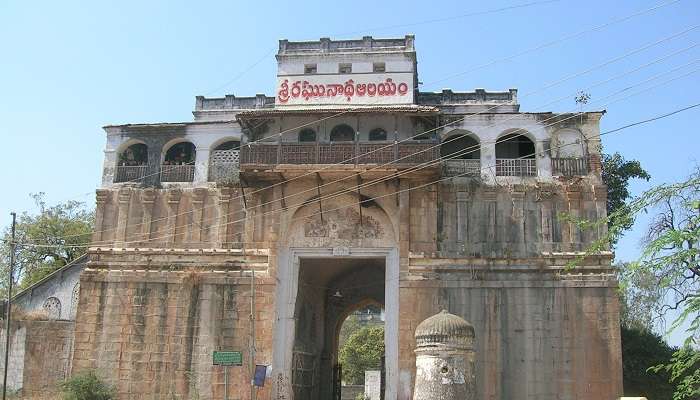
213,351,243,366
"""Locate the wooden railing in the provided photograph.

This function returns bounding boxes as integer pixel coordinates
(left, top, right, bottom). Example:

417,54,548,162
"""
160,164,195,182
240,142,440,167
442,159,481,177
495,158,537,176
114,165,148,183
551,157,588,176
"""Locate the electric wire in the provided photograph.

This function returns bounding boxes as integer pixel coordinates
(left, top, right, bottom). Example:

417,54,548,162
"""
13,64,698,250
34,26,699,243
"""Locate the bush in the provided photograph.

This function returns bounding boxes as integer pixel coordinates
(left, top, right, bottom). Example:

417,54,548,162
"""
59,370,114,400
339,326,384,385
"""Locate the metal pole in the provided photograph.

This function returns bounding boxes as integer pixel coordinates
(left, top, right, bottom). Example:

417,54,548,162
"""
244,207,256,400
3,212,17,400
224,365,229,400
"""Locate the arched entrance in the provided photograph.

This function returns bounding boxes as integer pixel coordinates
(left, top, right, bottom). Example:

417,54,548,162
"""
272,194,399,400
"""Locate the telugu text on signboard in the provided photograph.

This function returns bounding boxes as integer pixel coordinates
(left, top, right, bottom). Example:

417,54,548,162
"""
276,73,414,106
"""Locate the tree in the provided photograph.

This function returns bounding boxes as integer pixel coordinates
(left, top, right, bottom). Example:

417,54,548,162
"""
0,193,93,296
621,326,676,399
585,169,700,399
338,326,384,385
602,152,651,241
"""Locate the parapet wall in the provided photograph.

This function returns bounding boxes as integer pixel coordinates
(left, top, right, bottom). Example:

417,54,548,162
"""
0,319,75,399
72,256,274,399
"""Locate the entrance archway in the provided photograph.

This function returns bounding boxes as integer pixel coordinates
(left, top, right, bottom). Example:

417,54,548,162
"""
292,257,385,400
273,193,399,400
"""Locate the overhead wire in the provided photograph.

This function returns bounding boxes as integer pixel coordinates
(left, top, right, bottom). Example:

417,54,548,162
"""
104,0,683,192
10,99,700,251
34,24,699,244
17,58,698,250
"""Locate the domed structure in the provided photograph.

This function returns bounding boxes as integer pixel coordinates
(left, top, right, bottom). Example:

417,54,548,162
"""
413,310,476,400
415,309,475,349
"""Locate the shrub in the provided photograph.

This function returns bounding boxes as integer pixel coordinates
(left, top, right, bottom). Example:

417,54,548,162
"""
59,370,114,400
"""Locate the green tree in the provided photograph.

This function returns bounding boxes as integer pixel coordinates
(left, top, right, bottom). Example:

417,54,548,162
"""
602,152,651,240
0,193,93,295
339,326,384,385
583,169,700,399
621,326,676,399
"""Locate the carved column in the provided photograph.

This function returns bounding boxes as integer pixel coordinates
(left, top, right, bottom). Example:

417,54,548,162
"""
217,188,232,248
511,190,526,249
140,189,156,243
115,188,132,246
565,187,582,249
482,190,497,256
93,190,110,244
191,188,207,244
167,190,182,246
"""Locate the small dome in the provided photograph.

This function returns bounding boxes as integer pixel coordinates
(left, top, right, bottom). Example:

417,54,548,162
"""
415,310,475,348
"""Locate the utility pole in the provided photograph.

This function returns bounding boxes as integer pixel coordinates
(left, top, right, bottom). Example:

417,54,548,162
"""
2,212,16,400
247,208,256,400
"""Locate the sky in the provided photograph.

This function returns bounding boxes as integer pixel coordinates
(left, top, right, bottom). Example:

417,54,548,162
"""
1,0,698,343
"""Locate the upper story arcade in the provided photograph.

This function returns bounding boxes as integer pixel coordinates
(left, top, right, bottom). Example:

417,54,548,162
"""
100,35,603,189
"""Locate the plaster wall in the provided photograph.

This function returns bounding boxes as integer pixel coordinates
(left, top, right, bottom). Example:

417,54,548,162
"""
13,257,85,320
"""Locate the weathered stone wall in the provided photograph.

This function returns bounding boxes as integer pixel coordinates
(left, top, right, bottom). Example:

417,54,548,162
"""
398,263,622,400
432,180,608,257
93,186,247,249
72,250,274,400
0,319,75,398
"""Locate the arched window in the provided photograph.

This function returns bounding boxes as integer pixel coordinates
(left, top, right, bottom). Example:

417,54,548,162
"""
369,128,388,141
118,143,148,166
43,297,61,320
213,140,240,151
440,135,480,160
163,142,196,165
495,132,536,176
330,124,355,142
161,141,196,182
115,142,149,183
495,133,535,159
210,140,240,183
299,128,317,142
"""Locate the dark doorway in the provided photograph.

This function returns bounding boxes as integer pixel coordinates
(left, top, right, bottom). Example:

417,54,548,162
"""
292,257,385,400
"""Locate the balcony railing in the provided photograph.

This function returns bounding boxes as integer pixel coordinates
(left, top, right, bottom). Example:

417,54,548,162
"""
240,142,440,167
495,158,537,176
160,164,195,182
209,149,240,183
114,165,148,183
442,159,481,177
551,157,588,176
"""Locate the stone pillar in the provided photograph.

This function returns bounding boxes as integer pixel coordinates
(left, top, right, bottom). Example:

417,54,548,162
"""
93,190,110,244
140,189,156,243
413,310,476,400
115,188,132,246
217,188,232,247
166,190,182,246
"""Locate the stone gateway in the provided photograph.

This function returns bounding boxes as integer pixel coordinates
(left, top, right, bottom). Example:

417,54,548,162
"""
7,35,622,399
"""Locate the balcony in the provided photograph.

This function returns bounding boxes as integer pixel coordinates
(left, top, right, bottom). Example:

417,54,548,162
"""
209,149,240,184
551,157,588,176
114,165,148,183
240,142,440,168
495,159,537,177
160,164,195,182
442,159,481,177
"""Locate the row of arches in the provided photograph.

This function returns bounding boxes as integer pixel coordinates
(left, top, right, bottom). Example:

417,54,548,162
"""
117,140,241,167
439,132,535,160
298,124,388,142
